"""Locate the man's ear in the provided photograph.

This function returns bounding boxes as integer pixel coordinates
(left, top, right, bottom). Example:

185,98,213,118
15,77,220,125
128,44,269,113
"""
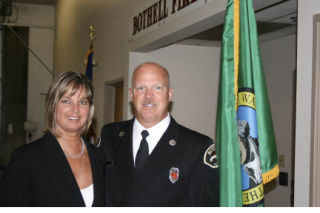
129,88,133,100
168,87,174,101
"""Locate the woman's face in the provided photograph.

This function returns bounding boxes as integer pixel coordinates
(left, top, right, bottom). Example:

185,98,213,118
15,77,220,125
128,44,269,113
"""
55,87,90,136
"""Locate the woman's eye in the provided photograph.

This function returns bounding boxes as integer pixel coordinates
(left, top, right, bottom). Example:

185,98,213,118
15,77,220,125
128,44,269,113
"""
79,100,88,105
61,99,70,104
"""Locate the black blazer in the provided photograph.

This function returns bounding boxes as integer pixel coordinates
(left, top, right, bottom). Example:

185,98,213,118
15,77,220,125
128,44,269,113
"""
100,117,219,207
0,132,105,207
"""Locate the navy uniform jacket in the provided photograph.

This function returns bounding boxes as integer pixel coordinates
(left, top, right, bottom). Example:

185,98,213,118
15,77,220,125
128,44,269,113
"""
100,117,219,207
0,132,105,207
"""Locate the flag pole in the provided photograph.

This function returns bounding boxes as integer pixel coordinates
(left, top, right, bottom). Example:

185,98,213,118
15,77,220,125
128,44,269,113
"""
88,25,95,49
85,26,96,81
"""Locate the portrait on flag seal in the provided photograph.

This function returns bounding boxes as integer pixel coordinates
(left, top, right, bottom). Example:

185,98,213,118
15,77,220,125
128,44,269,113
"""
237,88,264,206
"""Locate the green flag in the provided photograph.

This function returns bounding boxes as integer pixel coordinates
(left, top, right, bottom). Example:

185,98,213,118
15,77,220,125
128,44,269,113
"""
216,0,279,207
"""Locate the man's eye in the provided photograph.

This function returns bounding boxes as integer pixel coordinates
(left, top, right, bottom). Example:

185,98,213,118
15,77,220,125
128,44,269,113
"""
154,86,162,90
136,87,145,91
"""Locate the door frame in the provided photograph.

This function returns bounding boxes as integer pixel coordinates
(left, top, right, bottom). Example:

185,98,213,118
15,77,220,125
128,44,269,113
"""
310,13,320,207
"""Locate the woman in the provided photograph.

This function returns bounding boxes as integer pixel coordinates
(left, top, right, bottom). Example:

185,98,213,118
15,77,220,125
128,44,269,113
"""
0,71,105,206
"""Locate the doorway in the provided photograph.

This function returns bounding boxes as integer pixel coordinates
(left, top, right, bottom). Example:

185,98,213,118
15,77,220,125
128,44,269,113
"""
310,13,320,207
103,80,124,125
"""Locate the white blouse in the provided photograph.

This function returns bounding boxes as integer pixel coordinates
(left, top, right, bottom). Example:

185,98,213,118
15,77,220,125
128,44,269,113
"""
80,184,94,207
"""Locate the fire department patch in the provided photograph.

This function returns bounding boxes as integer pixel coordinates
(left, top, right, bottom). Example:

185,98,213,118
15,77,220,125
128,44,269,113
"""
203,144,218,169
169,167,179,184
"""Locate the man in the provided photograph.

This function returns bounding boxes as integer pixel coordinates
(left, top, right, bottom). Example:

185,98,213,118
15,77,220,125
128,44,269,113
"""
100,62,219,206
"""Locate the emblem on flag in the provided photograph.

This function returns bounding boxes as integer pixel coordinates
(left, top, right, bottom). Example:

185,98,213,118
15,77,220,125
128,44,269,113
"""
216,0,279,206
169,167,179,183
237,89,264,206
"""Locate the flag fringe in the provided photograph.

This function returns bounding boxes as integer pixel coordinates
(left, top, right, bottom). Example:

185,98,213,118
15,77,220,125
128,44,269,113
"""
262,164,279,184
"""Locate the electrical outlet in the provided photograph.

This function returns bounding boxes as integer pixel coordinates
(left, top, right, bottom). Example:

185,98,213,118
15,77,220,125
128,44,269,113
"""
279,172,288,186
279,155,285,167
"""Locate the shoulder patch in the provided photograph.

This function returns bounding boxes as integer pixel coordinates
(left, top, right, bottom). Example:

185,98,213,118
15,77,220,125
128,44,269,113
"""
203,144,218,169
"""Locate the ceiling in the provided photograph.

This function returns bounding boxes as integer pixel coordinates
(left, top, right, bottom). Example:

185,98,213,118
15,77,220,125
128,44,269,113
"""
184,0,297,44
12,0,55,5
10,0,297,43
10,0,298,21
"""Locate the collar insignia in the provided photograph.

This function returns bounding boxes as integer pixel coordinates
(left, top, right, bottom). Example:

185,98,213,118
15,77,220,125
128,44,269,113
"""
169,167,179,183
119,131,125,137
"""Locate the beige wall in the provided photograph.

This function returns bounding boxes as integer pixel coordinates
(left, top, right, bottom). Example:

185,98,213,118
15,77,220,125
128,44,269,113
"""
55,0,227,133
55,0,133,131
9,3,55,142
260,34,296,206
129,44,221,139
54,0,310,206
128,34,296,207
10,3,54,27
27,27,54,141
295,0,320,206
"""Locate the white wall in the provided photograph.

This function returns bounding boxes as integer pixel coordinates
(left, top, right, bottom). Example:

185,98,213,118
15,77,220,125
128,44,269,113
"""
260,35,296,207
295,0,320,206
27,27,54,141
129,44,221,139
55,0,227,134
10,3,55,142
128,34,296,207
54,0,309,206
9,3,54,27
55,0,135,132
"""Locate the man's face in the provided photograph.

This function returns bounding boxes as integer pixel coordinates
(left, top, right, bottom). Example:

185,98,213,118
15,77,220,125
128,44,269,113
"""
130,64,173,128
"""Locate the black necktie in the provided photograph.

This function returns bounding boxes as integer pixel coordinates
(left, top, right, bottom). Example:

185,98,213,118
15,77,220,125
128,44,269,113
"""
135,130,149,170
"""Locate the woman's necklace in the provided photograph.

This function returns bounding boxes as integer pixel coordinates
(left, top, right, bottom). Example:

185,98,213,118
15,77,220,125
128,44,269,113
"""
64,138,85,159
76,152,85,181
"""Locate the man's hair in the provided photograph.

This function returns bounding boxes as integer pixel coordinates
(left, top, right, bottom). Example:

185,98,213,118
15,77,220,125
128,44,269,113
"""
44,71,94,137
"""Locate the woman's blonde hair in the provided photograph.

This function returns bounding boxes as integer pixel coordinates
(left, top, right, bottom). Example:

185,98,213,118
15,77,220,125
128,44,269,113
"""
45,71,94,137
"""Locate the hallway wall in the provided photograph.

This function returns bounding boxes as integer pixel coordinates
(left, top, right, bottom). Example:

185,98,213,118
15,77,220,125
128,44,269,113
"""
54,0,310,206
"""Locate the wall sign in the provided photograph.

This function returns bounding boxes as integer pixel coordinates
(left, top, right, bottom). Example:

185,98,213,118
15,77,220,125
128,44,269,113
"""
129,0,211,41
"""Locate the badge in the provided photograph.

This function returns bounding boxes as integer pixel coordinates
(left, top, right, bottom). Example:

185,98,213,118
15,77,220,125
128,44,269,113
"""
169,139,176,146
169,167,179,183
203,144,218,169
119,131,125,137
